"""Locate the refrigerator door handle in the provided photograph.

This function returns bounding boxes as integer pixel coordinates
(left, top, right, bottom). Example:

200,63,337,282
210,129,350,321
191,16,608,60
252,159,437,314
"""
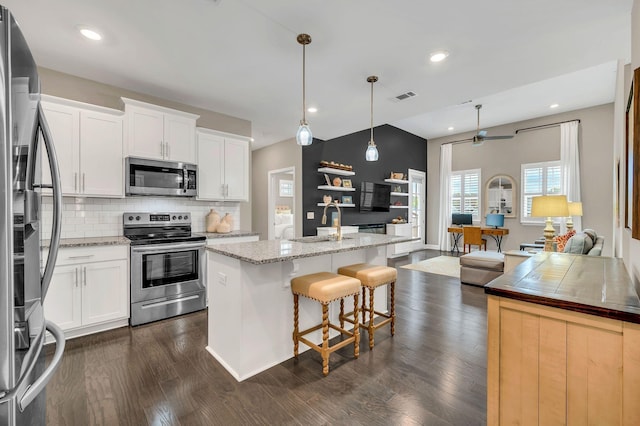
37,103,63,300
17,321,65,411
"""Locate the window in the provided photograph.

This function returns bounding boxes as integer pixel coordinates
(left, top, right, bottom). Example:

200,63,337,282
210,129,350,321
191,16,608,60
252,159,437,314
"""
450,169,481,221
521,161,563,222
279,179,293,197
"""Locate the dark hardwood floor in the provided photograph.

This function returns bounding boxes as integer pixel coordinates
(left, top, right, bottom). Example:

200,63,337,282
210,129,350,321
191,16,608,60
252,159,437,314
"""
45,250,487,425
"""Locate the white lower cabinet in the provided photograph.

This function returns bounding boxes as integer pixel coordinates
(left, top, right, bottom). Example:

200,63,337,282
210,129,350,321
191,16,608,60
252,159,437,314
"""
44,245,129,340
386,223,413,257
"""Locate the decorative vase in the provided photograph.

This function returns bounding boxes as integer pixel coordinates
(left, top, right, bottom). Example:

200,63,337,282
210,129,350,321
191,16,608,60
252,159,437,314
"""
216,221,231,233
332,177,342,187
323,195,332,204
221,213,234,230
205,209,220,233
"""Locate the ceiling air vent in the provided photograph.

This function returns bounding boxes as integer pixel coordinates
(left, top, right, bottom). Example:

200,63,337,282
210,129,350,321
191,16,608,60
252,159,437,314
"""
395,91,416,101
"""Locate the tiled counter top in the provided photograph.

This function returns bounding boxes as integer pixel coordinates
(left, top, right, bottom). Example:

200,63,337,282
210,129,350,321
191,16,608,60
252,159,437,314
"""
485,252,640,323
43,236,131,249
206,233,416,265
203,230,259,239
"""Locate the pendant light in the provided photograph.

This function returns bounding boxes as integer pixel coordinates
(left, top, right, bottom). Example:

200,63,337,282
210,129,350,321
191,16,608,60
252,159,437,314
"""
365,75,379,161
296,34,313,146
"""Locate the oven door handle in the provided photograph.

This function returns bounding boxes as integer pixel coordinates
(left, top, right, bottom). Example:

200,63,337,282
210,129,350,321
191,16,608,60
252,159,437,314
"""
131,241,205,254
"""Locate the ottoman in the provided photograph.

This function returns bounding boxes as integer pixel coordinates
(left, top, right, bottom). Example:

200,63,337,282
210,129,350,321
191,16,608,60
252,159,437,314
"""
459,251,505,286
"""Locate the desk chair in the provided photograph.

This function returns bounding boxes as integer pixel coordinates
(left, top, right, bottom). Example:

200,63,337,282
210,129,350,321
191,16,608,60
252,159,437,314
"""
463,226,487,253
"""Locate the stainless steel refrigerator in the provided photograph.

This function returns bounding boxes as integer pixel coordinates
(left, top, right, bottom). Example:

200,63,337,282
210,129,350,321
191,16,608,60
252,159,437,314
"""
0,5,65,425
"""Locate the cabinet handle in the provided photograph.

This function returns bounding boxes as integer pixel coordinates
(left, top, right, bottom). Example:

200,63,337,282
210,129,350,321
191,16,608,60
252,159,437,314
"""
160,141,164,157
74,173,78,192
67,255,94,259
83,267,87,286
82,173,85,192
75,268,79,288
165,142,170,159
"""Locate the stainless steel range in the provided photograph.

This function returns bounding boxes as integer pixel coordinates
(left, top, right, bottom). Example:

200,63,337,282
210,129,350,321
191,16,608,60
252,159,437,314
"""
124,212,206,326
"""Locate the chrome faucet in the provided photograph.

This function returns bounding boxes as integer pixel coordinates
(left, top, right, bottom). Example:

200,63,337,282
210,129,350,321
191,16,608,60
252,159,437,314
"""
321,201,342,241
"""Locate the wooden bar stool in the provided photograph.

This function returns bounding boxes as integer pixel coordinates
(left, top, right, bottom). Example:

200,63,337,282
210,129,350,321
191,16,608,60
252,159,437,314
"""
337,264,397,350
291,272,361,376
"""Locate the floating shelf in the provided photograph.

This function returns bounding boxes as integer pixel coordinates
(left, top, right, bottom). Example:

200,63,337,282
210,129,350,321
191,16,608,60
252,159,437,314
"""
389,205,409,209
318,167,355,176
385,178,409,184
316,203,356,207
390,192,409,197
317,185,356,192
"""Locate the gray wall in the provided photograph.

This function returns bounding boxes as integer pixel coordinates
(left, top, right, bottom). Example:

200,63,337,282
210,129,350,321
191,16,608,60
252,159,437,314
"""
428,103,614,255
252,138,303,240
38,67,254,229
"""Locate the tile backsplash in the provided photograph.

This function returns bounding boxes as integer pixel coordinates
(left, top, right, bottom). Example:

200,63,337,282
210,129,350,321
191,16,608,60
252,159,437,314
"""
41,197,241,240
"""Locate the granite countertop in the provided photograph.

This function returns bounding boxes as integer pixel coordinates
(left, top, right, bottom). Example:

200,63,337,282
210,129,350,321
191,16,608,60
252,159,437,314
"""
485,252,640,324
203,230,259,239
43,236,131,249
207,232,417,265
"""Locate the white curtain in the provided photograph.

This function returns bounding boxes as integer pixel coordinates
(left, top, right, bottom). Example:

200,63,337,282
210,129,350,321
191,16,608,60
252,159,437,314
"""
438,144,452,251
560,121,581,233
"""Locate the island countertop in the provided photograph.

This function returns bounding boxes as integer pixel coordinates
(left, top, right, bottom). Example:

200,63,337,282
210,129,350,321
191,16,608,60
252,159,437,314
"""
484,252,640,324
206,232,417,265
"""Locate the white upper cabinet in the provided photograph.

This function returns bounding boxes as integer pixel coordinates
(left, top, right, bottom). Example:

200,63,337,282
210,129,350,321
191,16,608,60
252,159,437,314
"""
41,96,124,198
196,128,250,202
122,98,199,163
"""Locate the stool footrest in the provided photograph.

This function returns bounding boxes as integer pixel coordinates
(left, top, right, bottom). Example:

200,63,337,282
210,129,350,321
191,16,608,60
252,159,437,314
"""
296,324,357,355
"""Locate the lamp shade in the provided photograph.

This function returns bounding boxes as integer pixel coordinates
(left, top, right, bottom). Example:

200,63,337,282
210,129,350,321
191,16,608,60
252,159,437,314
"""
530,195,569,218
568,201,583,217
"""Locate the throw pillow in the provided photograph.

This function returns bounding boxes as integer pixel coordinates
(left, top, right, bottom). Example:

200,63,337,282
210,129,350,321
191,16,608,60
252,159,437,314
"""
582,228,598,244
563,232,594,254
554,230,576,252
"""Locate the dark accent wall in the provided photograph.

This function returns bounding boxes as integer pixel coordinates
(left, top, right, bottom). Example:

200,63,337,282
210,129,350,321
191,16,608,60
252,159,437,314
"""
302,124,427,236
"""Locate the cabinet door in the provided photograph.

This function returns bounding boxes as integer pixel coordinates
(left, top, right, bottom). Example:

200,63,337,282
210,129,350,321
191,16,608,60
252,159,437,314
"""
41,102,80,195
196,132,225,200
224,137,249,201
43,264,82,331
164,114,196,163
80,111,124,197
126,105,164,160
81,259,128,326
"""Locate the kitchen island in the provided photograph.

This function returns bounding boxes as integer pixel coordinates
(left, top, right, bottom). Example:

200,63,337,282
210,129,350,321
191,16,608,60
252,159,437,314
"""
484,252,640,425
206,233,415,381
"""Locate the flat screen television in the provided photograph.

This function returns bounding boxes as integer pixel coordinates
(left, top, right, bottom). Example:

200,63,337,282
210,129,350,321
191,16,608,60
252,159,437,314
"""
451,213,473,225
360,182,391,212
486,213,505,228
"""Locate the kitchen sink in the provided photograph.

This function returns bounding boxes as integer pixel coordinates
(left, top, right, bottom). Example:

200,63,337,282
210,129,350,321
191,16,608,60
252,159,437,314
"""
289,235,355,243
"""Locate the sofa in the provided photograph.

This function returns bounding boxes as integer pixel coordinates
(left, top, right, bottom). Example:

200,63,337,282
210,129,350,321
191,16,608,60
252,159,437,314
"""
562,228,604,256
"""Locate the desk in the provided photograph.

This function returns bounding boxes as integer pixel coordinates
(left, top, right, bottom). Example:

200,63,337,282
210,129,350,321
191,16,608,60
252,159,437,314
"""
448,226,509,253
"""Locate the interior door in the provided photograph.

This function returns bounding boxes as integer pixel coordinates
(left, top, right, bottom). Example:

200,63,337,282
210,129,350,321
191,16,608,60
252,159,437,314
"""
409,169,426,249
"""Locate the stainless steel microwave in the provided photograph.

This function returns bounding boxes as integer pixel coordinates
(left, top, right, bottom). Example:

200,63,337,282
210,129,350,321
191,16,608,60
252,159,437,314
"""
125,157,197,197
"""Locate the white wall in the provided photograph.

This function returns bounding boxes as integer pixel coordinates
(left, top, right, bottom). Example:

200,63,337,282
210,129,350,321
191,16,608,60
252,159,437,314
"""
619,0,640,285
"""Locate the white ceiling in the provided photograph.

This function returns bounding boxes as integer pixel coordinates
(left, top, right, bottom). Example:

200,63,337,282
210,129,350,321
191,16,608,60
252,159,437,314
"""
3,0,632,149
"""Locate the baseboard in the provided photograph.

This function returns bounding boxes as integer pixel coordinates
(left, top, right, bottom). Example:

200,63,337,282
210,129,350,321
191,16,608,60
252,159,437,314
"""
424,244,440,250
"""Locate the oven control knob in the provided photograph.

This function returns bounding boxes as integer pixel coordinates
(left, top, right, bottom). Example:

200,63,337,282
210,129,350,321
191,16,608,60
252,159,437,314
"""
172,215,177,220
136,216,141,221
184,215,189,220
178,215,183,220
128,216,133,221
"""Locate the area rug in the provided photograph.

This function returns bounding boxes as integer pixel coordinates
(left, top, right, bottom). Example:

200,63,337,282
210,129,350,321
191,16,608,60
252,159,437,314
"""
400,255,460,278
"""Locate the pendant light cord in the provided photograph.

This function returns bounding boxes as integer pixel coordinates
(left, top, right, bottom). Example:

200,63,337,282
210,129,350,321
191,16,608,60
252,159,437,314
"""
370,79,374,142
302,43,306,124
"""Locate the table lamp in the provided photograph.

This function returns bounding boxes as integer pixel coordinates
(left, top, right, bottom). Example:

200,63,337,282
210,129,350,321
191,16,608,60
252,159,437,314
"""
530,195,569,252
566,201,583,232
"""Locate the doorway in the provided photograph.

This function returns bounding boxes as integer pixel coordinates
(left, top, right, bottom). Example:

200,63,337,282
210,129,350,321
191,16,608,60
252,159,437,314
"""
408,169,426,250
268,167,296,240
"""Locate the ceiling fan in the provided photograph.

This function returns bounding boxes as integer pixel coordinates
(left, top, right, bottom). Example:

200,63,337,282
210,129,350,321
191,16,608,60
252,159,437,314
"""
471,104,513,146
442,104,515,146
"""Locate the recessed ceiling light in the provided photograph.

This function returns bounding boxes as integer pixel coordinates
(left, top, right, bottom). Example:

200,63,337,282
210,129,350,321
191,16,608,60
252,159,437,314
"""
430,51,449,63
307,107,318,113
550,103,559,109
448,126,454,131
250,137,255,142
78,26,102,41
